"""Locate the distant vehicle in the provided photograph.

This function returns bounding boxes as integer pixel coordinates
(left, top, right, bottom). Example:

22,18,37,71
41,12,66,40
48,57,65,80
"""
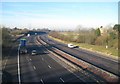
31,50,37,55
68,43,78,48
20,38,27,54
20,47,27,54
35,33,37,35
27,34,30,37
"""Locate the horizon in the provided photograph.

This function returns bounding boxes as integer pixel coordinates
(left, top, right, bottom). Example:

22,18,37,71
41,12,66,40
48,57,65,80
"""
1,2,118,30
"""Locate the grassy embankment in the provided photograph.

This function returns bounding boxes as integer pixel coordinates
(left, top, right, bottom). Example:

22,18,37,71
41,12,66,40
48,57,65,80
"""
2,27,28,59
48,34,118,59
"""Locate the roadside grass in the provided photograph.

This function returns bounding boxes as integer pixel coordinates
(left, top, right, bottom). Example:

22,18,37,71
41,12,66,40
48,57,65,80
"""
48,35,118,59
60,32,79,36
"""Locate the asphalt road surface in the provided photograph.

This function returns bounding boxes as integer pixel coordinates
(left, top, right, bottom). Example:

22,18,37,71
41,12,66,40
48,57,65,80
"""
19,35,105,83
40,34,119,77
2,32,116,83
20,35,85,82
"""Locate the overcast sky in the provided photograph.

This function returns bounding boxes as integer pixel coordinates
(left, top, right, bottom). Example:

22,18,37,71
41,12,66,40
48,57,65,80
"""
1,1,119,30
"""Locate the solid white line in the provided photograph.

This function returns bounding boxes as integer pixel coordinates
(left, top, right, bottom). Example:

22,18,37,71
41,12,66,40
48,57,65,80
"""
18,46,21,84
60,78,64,82
33,66,36,69
40,79,44,84
48,65,51,68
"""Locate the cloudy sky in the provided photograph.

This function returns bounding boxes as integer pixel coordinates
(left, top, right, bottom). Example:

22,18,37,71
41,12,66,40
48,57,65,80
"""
1,1,118,30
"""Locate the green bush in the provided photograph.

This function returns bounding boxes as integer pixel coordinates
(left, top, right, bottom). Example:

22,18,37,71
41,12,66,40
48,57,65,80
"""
108,39,118,49
49,28,118,49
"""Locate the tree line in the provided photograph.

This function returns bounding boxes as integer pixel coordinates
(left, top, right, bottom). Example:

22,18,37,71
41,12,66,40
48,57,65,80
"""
49,24,119,49
1,26,29,48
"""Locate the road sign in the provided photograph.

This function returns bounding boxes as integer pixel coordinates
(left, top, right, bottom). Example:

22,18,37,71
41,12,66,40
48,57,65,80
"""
20,39,26,47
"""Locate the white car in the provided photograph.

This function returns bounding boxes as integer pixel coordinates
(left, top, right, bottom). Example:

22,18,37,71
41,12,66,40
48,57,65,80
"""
20,48,27,54
68,43,78,48
68,43,75,48
31,50,37,55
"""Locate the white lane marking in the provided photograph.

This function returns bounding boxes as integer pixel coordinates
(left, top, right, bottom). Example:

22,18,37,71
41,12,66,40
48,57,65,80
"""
48,65,51,68
42,57,44,61
60,78,64,82
33,66,36,70
18,45,21,84
26,56,32,61
29,58,32,61
5,61,7,67
26,57,29,62
40,79,44,84
3,58,8,69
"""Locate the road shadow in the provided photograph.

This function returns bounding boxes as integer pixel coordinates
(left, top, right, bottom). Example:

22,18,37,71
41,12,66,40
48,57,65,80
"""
27,44,50,56
2,46,18,60
2,70,13,84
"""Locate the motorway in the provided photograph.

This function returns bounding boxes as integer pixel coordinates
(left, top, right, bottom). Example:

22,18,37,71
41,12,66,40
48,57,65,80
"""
40,34,119,77
20,35,86,82
2,31,119,83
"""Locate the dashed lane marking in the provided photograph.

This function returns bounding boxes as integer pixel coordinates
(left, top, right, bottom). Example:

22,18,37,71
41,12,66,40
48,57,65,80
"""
42,57,44,61
40,79,44,84
33,66,36,70
29,58,32,61
60,77,64,82
3,59,8,69
48,65,51,68
26,57,29,62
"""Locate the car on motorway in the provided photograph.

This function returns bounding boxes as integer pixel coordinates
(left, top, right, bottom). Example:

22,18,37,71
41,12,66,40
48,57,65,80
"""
20,48,27,54
31,50,37,55
68,43,78,48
